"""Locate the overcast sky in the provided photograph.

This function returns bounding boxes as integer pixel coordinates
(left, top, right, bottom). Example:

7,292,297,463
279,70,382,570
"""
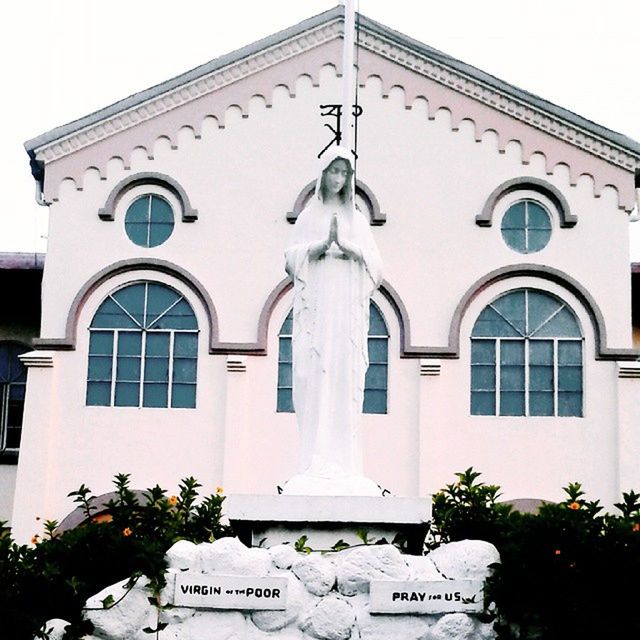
2,0,639,255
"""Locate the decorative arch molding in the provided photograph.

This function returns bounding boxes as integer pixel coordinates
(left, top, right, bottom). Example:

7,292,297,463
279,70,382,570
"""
97,172,198,222
432,264,640,361
33,259,218,352
475,177,576,228
287,178,386,225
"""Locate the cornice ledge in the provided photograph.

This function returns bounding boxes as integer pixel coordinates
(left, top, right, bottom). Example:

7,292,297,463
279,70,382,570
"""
34,19,343,163
358,28,639,172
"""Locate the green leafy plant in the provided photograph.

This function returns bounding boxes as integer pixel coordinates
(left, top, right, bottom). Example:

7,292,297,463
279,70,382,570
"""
294,535,312,554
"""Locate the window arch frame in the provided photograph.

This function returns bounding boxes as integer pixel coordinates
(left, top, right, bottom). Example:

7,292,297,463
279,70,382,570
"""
470,288,584,418
86,280,199,409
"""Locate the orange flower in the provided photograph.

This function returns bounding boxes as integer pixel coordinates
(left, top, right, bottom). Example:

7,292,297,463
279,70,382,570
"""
31,534,40,545
568,502,581,510
123,527,133,537
216,486,224,495
168,495,178,506
632,523,640,532
554,549,561,556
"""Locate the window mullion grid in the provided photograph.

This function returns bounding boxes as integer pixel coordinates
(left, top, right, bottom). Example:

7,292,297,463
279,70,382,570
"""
140,331,147,408
110,331,119,407
146,195,152,248
168,331,175,408
524,338,530,417
524,200,529,253
496,339,501,416
553,338,559,416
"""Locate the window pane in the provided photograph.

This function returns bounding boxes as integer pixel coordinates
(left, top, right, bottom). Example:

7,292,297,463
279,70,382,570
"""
471,340,495,364
8,383,25,402
528,229,551,253
368,338,388,363
173,358,197,383
277,388,294,412
501,341,525,365
559,341,582,365
280,311,293,336
145,284,180,327
116,356,141,382
115,382,139,407
530,391,554,416
91,298,138,329
502,229,526,253
89,332,114,355
501,365,525,391
279,337,292,362
118,331,142,356
146,333,170,356
126,196,150,224
152,299,198,330
363,389,386,414
143,383,168,407
88,356,113,381
534,307,581,338
558,367,582,391
5,425,21,449
558,392,582,417
471,365,495,390
500,391,525,416
502,202,526,228
527,202,552,229
174,333,198,357
87,382,111,406
472,307,521,337
0,352,9,380
150,196,173,223
112,284,146,326
171,383,196,408
471,391,495,415
278,363,292,387
369,304,387,335
365,363,387,390
529,340,553,364
529,365,553,391
493,291,527,334
144,358,169,382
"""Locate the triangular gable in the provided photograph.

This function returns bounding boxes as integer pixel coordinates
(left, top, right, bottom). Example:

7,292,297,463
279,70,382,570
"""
25,5,640,210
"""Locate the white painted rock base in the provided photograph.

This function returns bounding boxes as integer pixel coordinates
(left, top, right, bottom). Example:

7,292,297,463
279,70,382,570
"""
51,537,500,640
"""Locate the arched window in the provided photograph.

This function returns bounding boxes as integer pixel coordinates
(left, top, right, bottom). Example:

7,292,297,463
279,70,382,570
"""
471,289,583,417
0,342,29,454
277,302,389,414
86,282,198,408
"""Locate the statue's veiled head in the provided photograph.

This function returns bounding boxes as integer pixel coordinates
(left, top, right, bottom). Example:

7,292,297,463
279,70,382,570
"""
316,147,354,204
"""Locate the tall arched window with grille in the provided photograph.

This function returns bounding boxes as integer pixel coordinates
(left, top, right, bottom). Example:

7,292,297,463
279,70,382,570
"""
277,302,389,414
86,282,198,408
0,342,29,455
471,289,583,417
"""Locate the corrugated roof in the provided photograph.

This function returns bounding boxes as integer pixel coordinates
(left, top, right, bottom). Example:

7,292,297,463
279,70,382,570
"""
24,4,640,159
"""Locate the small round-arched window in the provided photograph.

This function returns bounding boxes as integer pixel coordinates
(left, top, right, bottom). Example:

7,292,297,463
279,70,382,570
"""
125,195,174,248
501,200,552,254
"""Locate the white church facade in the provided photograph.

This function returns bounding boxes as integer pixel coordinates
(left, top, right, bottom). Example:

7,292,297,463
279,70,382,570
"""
7,5,640,541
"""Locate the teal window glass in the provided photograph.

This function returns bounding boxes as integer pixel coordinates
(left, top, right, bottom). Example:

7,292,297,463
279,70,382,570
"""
471,289,582,417
277,302,389,414
87,282,198,408
501,200,552,253
125,195,174,248
0,342,29,452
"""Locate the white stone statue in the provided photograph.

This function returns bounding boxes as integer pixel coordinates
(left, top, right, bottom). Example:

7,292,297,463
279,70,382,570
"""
283,147,383,496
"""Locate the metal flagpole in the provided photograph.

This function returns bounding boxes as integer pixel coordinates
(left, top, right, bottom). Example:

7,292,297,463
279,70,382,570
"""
341,0,356,155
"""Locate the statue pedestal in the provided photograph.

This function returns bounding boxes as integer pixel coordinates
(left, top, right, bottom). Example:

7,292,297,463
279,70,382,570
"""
225,494,432,554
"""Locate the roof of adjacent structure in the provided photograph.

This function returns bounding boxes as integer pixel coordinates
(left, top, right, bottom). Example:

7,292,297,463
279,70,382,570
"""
24,5,640,162
0,253,45,270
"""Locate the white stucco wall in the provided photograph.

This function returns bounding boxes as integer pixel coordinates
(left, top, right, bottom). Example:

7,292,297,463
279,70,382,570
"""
11,63,638,541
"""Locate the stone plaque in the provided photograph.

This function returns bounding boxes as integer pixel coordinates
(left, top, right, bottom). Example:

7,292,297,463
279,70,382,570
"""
370,579,484,614
172,573,288,610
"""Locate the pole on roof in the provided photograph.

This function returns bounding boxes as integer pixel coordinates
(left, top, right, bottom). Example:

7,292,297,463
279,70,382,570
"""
341,0,356,155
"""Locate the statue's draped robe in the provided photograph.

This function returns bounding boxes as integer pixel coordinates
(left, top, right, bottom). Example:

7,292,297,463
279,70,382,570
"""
285,188,383,479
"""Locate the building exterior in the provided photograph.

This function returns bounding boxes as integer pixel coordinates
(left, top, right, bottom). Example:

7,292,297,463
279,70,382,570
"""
9,6,640,541
0,253,44,524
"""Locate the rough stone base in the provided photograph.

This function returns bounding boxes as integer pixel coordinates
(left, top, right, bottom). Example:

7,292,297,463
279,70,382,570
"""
41,537,500,640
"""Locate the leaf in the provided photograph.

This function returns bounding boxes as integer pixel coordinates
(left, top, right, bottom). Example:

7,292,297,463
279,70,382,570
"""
101,594,115,609
332,539,350,551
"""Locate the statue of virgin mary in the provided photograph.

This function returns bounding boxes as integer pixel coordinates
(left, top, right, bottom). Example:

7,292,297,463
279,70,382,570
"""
283,147,383,496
